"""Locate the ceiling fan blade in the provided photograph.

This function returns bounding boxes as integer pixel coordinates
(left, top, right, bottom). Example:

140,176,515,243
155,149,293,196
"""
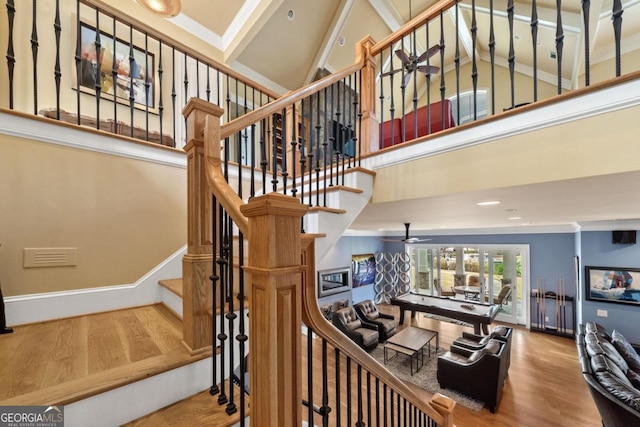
416,65,440,75
395,49,411,65
416,44,441,63
402,72,412,87
380,69,401,78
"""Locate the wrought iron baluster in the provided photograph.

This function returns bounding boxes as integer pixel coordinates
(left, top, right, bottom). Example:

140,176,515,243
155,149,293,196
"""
206,65,211,102
209,199,220,397
54,0,61,118
250,87,256,197
612,0,623,77
335,348,341,425
322,87,328,206
290,103,298,198
196,58,200,98
383,383,388,427
355,365,364,427
329,84,335,186
128,27,135,136
75,1,80,124
400,37,406,141
346,356,352,427
412,29,418,139
555,0,564,94
299,98,307,232
378,50,385,149
171,46,176,144
489,0,496,115
6,0,16,109
425,20,432,134
237,225,246,426
320,339,330,426
314,91,321,205
144,33,150,140
216,211,229,406
112,19,118,130
471,0,478,120
183,53,189,105
31,0,38,114
158,40,165,144
375,377,380,427
340,77,347,184
388,45,397,146
225,213,237,416
439,12,446,121
307,326,314,426
454,0,460,126
356,71,362,166
94,10,101,127
582,0,591,86
507,0,515,109
531,0,539,102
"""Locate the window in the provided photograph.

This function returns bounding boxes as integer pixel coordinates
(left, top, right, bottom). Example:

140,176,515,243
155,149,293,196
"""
449,90,488,125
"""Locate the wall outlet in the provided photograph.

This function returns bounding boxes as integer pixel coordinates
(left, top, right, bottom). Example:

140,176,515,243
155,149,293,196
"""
597,309,608,318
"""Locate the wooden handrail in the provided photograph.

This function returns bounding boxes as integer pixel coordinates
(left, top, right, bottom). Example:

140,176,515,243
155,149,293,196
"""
220,35,371,140
300,236,455,426
370,0,457,57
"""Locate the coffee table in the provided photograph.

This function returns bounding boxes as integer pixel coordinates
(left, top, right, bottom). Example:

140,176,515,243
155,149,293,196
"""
383,326,439,375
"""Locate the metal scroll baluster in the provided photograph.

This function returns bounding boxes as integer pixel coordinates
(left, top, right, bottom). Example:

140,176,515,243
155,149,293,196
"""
128,27,135,136
314,91,321,205
144,33,150,140
112,19,118,130
348,74,355,169
183,53,189,105
158,40,164,144
471,0,478,120
206,65,211,102
489,0,496,115
171,46,176,144
30,0,38,114
209,199,220,397
454,0,460,126
329,84,336,185
388,45,397,146
507,0,515,109
555,0,564,94
399,37,406,141
306,326,314,426
6,0,16,109
54,0,61,118
356,71,362,167
321,87,328,206
355,365,364,427
612,0,623,77
439,12,446,124
290,103,298,198
75,1,80,124
216,211,228,406
225,214,236,416
299,98,307,232
411,30,418,139
94,10,101,127
280,107,289,194
531,0,539,102
378,50,385,148
582,0,591,86
425,20,432,134
340,78,347,183
271,112,280,191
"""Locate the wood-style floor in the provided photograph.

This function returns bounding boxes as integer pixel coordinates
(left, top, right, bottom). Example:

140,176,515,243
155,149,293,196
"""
0,304,211,406
0,302,602,426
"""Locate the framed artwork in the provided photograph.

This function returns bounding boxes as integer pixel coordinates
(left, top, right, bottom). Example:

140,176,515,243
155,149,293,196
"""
73,20,157,113
585,266,640,305
352,253,375,288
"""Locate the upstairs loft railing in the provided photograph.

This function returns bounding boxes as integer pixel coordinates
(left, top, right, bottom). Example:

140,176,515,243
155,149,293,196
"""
0,0,278,152
372,0,640,148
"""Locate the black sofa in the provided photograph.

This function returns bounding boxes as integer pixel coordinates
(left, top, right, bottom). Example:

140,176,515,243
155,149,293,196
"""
576,322,640,426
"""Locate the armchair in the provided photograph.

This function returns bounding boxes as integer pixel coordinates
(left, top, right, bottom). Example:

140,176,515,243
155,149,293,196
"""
332,306,379,352
354,299,397,342
437,339,508,413
453,325,513,372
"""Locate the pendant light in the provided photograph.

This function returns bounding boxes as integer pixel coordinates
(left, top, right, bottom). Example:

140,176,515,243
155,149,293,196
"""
136,0,181,18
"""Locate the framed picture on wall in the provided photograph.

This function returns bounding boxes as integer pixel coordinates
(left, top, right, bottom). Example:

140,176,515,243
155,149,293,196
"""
585,266,640,305
351,254,375,288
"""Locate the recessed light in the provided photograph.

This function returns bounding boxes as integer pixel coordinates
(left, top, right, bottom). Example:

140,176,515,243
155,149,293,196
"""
339,36,346,46
508,216,522,220
477,201,501,206
506,208,518,212
287,9,295,20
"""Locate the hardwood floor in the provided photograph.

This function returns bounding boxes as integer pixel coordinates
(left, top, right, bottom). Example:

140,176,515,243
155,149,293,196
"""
374,304,601,427
0,302,601,426
0,304,211,406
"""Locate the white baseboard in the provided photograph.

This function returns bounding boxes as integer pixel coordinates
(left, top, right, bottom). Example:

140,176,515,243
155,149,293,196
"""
4,245,186,326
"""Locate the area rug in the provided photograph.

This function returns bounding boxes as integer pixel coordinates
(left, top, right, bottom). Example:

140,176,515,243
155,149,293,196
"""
370,345,485,412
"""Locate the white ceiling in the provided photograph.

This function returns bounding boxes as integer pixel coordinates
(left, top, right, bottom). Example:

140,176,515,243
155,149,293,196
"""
168,0,640,236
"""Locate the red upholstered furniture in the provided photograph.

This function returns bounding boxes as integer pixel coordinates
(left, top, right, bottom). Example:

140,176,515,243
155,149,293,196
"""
379,99,455,148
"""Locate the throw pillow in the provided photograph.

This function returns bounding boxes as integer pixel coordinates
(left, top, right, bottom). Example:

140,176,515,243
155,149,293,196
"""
612,330,640,373
627,369,640,389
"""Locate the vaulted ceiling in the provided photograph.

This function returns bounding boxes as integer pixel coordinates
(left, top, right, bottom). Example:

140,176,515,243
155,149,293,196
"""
166,0,640,235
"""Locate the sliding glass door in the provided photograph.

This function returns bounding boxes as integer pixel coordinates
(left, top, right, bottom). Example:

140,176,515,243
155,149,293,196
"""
407,244,529,326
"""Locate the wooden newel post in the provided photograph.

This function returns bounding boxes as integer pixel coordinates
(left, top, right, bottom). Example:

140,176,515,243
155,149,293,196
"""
182,98,224,355
240,193,308,427
357,35,380,155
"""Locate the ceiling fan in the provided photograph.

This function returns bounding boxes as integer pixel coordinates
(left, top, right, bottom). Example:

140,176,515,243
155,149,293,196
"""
380,223,432,243
381,45,441,88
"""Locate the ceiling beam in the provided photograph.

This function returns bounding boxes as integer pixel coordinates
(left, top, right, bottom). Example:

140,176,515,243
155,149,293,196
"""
303,0,356,85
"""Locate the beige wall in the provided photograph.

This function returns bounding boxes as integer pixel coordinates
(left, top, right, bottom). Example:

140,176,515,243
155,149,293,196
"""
372,103,640,204
0,133,187,297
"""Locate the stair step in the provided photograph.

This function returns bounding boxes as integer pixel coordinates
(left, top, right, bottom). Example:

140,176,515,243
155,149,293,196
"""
307,206,346,214
124,380,248,427
158,278,183,297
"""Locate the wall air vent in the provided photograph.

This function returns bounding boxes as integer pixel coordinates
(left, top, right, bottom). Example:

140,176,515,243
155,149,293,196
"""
549,51,557,60
24,247,78,268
